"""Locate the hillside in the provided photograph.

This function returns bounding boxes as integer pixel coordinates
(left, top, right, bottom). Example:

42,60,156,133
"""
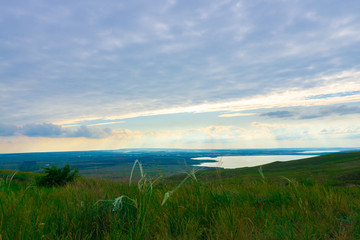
1,151,360,239
190,151,360,185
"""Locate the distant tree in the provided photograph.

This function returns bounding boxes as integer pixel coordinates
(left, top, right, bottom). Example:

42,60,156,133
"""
36,164,78,187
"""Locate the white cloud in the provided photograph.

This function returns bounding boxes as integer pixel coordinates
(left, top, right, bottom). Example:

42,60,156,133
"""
0,123,115,139
87,121,125,126
218,113,256,118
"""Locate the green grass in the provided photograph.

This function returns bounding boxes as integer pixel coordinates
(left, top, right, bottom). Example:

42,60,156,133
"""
187,151,360,186
1,152,360,239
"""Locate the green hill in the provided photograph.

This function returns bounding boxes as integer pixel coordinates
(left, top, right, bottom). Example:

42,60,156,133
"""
189,151,360,185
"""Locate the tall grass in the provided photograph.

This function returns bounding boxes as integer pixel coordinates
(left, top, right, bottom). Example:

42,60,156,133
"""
0,166,359,239
96,160,163,239
0,171,17,191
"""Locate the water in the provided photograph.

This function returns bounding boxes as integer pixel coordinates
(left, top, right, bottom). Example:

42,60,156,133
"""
192,155,318,169
298,150,340,154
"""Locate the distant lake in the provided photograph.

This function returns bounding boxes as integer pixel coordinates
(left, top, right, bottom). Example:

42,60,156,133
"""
192,155,318,169
298,150,340,154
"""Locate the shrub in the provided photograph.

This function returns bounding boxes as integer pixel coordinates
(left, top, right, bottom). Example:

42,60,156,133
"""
36,164,78,187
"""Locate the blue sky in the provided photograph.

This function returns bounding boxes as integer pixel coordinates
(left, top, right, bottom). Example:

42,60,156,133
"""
1,0,360,153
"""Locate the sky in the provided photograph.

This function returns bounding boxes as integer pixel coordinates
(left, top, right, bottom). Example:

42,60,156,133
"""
1,0,360,153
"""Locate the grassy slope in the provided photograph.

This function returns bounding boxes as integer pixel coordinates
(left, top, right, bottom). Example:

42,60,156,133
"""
0,151,360,239
190,151,360,185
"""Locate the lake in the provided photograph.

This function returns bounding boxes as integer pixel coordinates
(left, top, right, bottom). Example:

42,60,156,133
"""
192,155,318,169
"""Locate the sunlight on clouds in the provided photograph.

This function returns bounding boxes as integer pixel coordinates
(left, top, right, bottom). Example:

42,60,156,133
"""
218,113,256,117
2,119,360,153
0,129,135,153
87,121,125,126
0,136,124,153
55,69,360,126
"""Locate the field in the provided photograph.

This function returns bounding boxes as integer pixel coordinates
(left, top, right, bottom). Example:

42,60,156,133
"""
1,151,360,239
0,148,352,178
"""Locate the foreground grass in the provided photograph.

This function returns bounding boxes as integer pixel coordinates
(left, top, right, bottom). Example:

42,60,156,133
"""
1,170,360,239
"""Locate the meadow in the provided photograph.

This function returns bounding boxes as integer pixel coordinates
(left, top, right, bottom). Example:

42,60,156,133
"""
1,151,360,239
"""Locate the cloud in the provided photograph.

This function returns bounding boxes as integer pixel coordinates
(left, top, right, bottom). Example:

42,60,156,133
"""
2,120,360,153
46,69,360,126
299,105,360,119
317,104,360,117
0,123,19,136
308,91,360,100
218,113,256,118
1,0,360,127
1,0,360,153
0,123,114,139
67,125,114,139
260,111,294,118
22,123,63,137
261,104,360,120
88,121,125,126
319,126,360,136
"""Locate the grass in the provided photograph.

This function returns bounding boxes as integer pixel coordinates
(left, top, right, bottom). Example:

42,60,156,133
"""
0,152,360,239
185,151,360,186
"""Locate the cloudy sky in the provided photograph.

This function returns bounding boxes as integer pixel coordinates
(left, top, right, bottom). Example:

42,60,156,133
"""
1,0,360,153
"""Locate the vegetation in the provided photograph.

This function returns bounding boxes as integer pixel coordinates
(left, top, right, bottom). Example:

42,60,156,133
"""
1,148,349,178
189,151,360,186
0,152,359,239
36,164,78,187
